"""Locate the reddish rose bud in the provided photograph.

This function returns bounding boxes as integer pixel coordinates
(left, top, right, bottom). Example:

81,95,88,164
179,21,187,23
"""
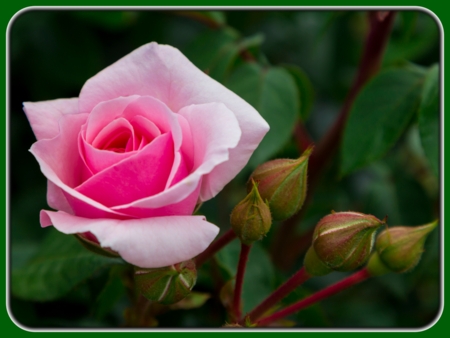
230,180,272,245
372,221,438,274
134,260,197,305
248,147,312,221
312,211,385,271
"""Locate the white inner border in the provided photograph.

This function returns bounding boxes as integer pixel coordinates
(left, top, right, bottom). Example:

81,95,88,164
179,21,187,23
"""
5,5,444,333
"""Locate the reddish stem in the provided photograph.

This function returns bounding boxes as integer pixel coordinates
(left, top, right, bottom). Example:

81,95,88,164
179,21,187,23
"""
195,229,237,267
257,268,371,327
308,11,396,185
294,122,315,152
233,243,252,321
272,11,397,270
242,266,311,324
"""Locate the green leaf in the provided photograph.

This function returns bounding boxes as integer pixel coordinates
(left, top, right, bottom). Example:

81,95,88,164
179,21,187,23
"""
282,64,315,121
227,63,299,167
11,229,123,302
175,11,226,28
93,267,127,320
72,11,137,30
216,241,275,314
183,29,264,83
418,64,439,177
384,12,439,64
341,67,426,175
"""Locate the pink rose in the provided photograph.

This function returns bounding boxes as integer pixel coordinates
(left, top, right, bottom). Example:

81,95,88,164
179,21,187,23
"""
24,42,269,268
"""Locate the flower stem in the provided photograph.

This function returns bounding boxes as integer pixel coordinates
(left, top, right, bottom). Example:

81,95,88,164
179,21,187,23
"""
195,229,237,267
272,11,397,270
233,243,251,321
242,266,311,324
294,121,314,152
308,11,396,185
256,268,372,327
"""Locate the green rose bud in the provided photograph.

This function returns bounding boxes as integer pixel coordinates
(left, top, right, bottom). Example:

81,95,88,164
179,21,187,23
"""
303,246,333,276
248,146,312,221
312,211,384,271
373,221,438,274
134,260,197,305
230,180,272,245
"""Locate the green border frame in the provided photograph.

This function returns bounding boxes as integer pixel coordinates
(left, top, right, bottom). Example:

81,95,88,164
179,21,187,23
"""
2,1,446,336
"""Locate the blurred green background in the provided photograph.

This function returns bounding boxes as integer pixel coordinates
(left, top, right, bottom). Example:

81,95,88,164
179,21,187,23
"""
9,10,440,328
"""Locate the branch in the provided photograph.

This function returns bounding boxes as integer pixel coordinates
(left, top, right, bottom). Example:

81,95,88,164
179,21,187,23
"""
257,268,371,326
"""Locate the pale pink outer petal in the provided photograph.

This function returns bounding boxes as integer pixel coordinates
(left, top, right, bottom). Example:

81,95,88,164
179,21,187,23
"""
23,98,79,140
112,102,240,211
79,42,269,201
40,210,219,268
47,181,73,214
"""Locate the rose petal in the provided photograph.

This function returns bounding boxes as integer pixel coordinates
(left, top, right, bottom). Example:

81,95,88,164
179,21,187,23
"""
79,42,269,200
40,210,219,268
129,115,161,149
84,96,139,144
30,113,128,218
47,181,73,214
177,114,194,171
121,96,182,151
91,117,134,150
80,136,137,174
23,98,79,140
30,113,90,188
118,177,200,219
76,133,174,207
112,102,240,211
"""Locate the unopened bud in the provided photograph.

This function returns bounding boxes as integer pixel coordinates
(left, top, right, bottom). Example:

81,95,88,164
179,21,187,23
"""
230,180,272,245
312,211,384,271
248,147,312,221
304,246,332,276
134,260,197,305
373,221,438,274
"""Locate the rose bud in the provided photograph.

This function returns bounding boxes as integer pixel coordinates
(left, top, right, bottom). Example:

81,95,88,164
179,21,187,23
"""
134,260,197,305
312,211,385,271
230,180,272,245
248,146,312,221
372,221,438,274
303,246,332,276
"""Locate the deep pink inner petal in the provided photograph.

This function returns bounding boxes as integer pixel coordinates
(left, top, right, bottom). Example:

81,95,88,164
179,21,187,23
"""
84,96,139,144
80,134,138,174
75,133,175,207
129,115,161,149
118,178,201,218
92,117,134,152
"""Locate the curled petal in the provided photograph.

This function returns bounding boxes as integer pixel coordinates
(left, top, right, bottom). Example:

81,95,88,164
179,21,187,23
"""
40,210,219,268
23,98,79,140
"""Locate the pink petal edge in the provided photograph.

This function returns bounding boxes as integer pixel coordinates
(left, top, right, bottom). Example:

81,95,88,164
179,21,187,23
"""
40,210,219,268
23,98,80,141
